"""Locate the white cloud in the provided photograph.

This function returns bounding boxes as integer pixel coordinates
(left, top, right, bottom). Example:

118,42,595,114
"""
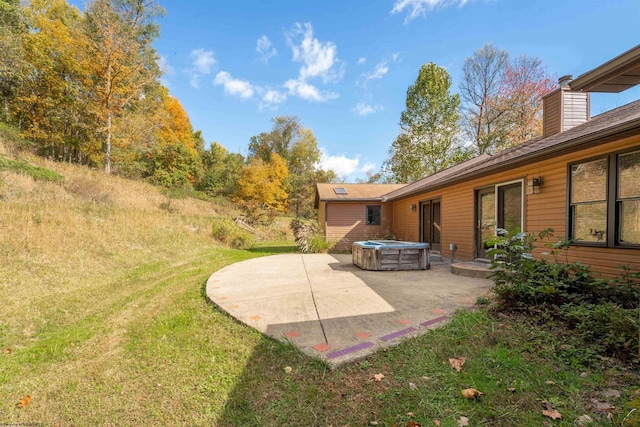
391,0,469,23
353,102,384,116
157,55,174,76
358,57,366,65
214,71,254,99
284,79,338,102
260,89,287,109
365,62,389,81
320,149,376,178
256,35,277,63
187,49,217,87
287,22,344,84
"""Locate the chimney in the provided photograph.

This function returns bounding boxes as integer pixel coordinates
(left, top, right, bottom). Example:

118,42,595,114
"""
542,75,590,138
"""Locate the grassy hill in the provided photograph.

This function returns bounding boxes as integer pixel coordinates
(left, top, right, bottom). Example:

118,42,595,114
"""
1,127,639,426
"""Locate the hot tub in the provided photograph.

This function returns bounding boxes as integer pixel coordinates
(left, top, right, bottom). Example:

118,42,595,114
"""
352,240,430,271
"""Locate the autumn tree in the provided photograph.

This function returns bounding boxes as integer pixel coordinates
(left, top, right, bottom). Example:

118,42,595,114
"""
460,44,555,153
459,43,509,155
235,153,290,223
383,62,462,183
145,90,201,187
495,55,555,146
247,116,336,218
84,0,164,174
15,0,97,162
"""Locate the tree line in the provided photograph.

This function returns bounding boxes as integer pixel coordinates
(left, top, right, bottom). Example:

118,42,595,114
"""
382,44,556,183
0,0,557,219
0,0,336,221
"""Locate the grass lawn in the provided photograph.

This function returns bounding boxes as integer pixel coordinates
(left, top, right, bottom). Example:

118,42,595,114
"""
1,153,639,426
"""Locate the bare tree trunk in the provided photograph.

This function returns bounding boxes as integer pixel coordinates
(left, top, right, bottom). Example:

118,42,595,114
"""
105,112,111,174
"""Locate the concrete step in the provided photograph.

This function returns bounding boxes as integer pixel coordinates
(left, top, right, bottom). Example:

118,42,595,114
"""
451,262,493,279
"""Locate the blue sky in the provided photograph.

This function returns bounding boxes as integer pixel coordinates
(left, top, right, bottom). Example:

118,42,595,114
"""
146,1,638,180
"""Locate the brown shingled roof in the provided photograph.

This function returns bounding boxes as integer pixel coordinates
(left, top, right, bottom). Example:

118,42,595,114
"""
314,183,406,208
383,99,640,201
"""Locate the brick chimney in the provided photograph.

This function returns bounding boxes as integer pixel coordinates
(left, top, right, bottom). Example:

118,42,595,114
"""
542,75,590,138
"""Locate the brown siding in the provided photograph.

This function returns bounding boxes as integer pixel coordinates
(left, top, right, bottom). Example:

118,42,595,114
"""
543,89,562,138
391,134,640,275
326,202,394,251
317,201,326,232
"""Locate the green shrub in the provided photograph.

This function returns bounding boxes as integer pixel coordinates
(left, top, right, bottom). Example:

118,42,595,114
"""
563,303,638,361
211,217,255,250
488,228,593,308
0,156,63,183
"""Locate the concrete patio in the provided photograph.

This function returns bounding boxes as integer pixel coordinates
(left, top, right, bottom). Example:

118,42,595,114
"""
206,253,493,368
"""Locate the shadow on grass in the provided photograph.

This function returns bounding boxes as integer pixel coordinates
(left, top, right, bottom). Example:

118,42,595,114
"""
247,245,299,254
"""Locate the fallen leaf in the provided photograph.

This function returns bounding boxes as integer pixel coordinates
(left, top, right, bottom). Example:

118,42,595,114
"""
422,376,430,381
405,421,421,427
433,420,441,426
589,398,615,412
284,366,292,374
409,382,417,390
16,395,31,408
407,412,415,417
542,409,562,420
461,388,483,399
3,348,12,354
507,387,516,392
449,357,466,372
374,373,385,382
544,380,556,385
457,416,469,426
575,414,594,425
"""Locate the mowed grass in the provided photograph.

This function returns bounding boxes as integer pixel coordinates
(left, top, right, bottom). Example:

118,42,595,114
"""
1,144,639,426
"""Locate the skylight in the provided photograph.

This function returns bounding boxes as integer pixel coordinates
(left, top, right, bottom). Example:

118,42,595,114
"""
333,187,348,195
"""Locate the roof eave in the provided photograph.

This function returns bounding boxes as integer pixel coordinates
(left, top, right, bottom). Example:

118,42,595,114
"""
569,44,640,93
384,118,640,201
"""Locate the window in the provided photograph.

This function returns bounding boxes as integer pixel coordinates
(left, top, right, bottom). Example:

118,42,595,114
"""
333,187,348,194
618,151,640,244
569,148,640,246
366,205,381,225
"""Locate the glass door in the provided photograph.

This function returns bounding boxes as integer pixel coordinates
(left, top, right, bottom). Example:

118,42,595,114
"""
421,199,441,252
476,188,495,259
476,182,523,259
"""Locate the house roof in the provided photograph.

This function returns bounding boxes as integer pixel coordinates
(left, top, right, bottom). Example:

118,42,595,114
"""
381,154,493,201
314,183,406,208
569,44,640,93
382,99,640,201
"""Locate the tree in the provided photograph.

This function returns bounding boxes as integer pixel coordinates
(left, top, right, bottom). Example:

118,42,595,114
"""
383,62,461,183
247,116,335,218
235,153,290,222
459,43,509,155
146,90,201,187
84,0,164,174
461,44,556,153
0,0,28,122
196,141,244,197
15,0,97,162
495,55,556,146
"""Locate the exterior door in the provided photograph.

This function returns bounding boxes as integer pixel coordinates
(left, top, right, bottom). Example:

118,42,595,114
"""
421,199,441,252
476,182,523,259
476,188,496,259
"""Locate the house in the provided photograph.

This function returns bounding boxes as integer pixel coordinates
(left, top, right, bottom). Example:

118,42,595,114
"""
315,44,640,275
314,183,405,251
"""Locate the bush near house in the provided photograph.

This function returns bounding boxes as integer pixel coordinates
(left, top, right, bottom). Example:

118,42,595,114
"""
488,228,639,362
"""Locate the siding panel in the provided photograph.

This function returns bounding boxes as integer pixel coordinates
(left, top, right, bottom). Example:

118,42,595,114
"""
327,202,394,251
391,134,640,274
